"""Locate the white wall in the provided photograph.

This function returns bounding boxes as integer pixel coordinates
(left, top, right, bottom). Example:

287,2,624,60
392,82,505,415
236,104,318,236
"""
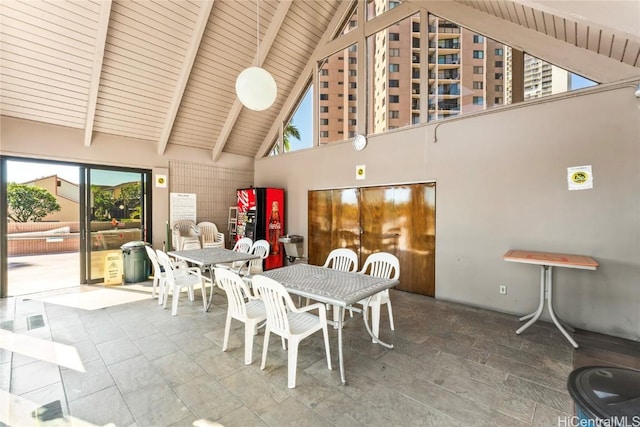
255,84,640,341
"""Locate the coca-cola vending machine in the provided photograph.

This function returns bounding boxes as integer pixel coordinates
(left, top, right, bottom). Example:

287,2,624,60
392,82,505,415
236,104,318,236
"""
236,187,284,270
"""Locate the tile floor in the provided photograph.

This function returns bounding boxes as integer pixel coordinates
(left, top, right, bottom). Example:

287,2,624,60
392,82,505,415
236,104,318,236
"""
1,282,639,427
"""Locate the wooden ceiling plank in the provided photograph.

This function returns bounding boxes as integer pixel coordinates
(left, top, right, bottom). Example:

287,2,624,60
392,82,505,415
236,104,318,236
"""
1,2,99,39
2,33,94,71
1,19,96,53
211,0,293,162
0,52,90,80
575,22,589,49
108,10,192,48
102,44,183,75
157,0,215,155
114,1,197,36
84,0,112,146
621,39,640,66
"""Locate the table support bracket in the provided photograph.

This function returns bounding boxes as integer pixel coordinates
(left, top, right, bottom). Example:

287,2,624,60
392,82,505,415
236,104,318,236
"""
516,265,579,348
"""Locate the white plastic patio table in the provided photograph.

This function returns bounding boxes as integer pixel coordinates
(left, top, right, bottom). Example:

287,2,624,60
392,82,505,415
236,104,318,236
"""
260,263,399,385
168,247,259,311
503,249,598,348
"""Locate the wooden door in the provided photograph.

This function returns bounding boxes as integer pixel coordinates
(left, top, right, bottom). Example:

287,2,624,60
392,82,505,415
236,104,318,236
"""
394,183,435,296
308,190,332,266
309,183,436,297
308,189,360,266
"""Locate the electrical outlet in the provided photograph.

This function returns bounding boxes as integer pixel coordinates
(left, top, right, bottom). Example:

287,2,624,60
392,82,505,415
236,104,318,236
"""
499,285,507,295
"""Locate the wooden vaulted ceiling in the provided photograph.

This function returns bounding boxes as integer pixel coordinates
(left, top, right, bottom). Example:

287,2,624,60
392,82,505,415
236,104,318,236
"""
1,0,638,161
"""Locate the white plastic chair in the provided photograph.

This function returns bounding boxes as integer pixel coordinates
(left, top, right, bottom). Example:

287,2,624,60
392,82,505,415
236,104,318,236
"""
145,245,191,304
351,252,399,342
322,248,359,326
156,249,207,315
214,267,266,365
252,275,332,389
322,248,358,272
236,239,270,277
145,245,164,300
198,221,225,248
171,220,201,250
216,237,253,270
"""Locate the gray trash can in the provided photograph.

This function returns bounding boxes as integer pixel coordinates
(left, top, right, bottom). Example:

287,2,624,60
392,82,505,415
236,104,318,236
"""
121,241,150,283
567,366,640,425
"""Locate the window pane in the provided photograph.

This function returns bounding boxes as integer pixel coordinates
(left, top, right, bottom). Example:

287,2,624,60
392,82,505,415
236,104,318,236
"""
522,53,597,100
367,0,404,20
270,85,313,156
367,12,420,134
427,15,509,119
319,43,358,144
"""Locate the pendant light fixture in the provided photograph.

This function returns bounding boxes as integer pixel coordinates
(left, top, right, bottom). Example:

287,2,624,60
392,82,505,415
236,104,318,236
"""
235,0,277,111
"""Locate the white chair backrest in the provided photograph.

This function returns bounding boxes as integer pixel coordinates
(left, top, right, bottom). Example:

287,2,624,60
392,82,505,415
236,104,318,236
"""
155,250,177,282
359,252,400,280
214,267,253,318
233,237,253,253
173,220,200,236
252,275,296,336
197,221,219,241
181,239,202,250
251,240,271,259
145,245,161,273
322,248,358,272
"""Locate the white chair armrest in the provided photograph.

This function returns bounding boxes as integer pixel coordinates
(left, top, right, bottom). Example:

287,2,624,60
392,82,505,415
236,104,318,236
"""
294,302,327,321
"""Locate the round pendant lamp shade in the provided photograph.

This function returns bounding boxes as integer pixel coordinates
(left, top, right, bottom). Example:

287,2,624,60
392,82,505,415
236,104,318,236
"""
235,66,277,111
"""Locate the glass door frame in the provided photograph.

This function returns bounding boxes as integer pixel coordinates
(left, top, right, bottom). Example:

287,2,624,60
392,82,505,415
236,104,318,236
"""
82,166,152,284
0,156,152,297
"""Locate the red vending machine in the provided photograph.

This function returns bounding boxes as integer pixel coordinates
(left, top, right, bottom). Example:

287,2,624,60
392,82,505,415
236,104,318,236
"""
236,187,284,270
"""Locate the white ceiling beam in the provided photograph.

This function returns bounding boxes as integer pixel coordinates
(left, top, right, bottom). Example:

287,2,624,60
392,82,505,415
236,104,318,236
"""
83,0,112,147
211,0,292,162
157,0,215,156
256,0,355,158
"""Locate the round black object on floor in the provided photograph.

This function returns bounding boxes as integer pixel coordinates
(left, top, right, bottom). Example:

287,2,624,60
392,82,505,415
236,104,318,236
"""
567,366,640,426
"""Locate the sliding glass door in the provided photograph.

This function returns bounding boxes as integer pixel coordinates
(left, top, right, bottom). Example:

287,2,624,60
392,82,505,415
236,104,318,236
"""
84,167,151,283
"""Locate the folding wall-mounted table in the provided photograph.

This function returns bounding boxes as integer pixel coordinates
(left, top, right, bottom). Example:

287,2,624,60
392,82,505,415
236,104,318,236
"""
503,249,598,348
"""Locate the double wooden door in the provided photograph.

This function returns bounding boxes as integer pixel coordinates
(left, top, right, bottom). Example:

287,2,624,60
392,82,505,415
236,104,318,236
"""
308,183,435,297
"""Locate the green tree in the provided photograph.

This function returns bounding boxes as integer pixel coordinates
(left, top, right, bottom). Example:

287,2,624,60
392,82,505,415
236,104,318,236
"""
283,122,301,152
7,183,61,222
91,186,115,220
118,182,141,219
272,122,301,155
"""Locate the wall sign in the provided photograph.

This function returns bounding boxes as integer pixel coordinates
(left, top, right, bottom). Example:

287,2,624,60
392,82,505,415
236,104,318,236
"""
155,174,167,188
567,165,593,190
170,193,197,226
356,165,366,180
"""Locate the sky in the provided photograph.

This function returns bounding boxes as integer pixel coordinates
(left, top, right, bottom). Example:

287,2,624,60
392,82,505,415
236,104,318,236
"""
7,160,80,184
287,85,313,151
6,160,141,186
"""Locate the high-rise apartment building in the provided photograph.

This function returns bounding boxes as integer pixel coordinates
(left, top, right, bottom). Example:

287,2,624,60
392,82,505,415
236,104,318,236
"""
316,1,577,145
318,8,507,143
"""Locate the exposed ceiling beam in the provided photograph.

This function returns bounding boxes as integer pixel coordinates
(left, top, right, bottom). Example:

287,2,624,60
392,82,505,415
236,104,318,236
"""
157,0,215,156
211,0,292,162
256,0,355,158
83,0,112,147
